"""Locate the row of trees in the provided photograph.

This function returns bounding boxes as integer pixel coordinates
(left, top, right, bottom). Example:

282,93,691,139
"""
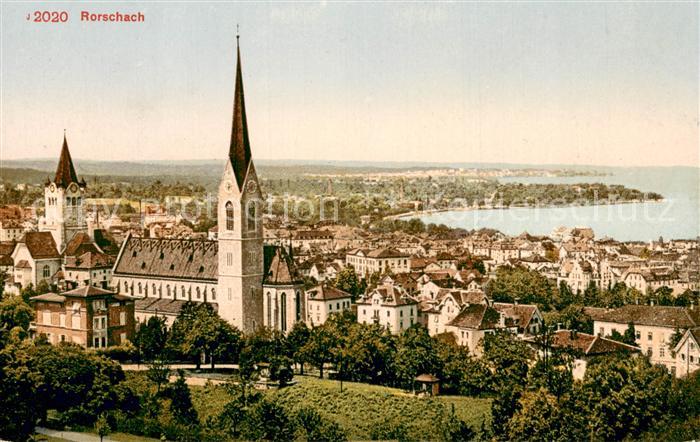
487,266,699,312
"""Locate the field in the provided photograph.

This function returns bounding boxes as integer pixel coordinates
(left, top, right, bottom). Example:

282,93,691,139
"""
188,375,492,440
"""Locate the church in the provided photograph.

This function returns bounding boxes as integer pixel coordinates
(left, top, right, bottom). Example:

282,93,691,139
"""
111,40,305,333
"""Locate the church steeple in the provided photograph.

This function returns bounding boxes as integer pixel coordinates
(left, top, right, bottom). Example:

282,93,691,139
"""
54,131,80,188
229,36,252,190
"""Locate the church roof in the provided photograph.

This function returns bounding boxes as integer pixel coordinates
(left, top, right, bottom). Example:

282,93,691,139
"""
113,236,218,282
54,133,81,188
229,39,252,190
263,246,302,285
17,232,60,260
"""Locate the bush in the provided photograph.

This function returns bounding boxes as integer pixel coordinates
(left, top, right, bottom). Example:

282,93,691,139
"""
94,341,139,363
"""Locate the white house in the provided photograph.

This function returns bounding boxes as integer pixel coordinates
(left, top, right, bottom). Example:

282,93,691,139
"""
346,248,411,277
673,327,700,378
591,305,700,372
11,232,62,289
356,281,418,333
306,285,352,326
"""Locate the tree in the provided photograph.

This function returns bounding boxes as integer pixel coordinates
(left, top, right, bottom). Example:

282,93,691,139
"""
169,302,243,369
286,321,310,374
300,324,338,379
0,334,44,441
332,267,361,301
392,325,438,389
147,359,170,394
556,280,578,309
166,370,198,424
0,295,34,333
29,343,125,426
95,413,111,442
242,399,297,442
135,316,168,361
341,322,395,385
582,355,675,440
482,331,531,391
622,322,637,346
486,267,554,310
506,388,564,441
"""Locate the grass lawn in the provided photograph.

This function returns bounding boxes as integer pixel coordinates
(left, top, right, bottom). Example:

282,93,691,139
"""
269,376,491,440
133,371,492,440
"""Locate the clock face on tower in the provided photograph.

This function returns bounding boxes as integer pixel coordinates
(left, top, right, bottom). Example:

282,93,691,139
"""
49,184,56,192
69,183,78,193
246,180,257,194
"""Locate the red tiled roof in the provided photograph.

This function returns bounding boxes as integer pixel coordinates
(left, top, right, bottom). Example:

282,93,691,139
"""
307,285,352,301
589,305,700,329
19,232,60,259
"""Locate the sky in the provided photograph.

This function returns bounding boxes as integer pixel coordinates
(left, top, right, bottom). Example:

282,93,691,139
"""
1,2,698,167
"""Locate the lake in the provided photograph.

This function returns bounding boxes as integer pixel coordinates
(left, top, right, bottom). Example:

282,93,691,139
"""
407,167,699,241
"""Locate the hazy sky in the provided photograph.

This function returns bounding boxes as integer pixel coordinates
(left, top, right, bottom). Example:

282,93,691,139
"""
1,2,698,167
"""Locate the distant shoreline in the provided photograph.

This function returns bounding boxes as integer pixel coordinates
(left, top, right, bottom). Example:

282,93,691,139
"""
385,198,665,221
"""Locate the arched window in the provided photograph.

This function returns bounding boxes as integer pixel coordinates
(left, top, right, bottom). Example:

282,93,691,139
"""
211,288,216,301
247,201,256,232
196,287,201,299
295,290,302,322
123,280,129,293
42,265,50,278
266,292,272,326
138,282,142,295
280,292,287,332
166,285,171,297
181,286,186,298
225,201,234,230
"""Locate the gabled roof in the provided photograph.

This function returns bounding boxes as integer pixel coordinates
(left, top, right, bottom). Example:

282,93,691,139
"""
62,285,115,298
17,232,60,260
134,298,217,315
674,327,700,354
493,302,539,330
447,304,511,330
359,284,417,307
229,39,252,190
530,330,641,356
30,292,66,303
54,133,81,188
589,305,700,329
113,236,218,281
63,232,99,257
307,285,352,301
65,251,114,269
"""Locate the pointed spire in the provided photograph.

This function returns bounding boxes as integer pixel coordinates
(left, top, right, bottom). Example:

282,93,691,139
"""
229,33,252,189
54,130,79,188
